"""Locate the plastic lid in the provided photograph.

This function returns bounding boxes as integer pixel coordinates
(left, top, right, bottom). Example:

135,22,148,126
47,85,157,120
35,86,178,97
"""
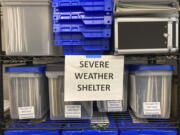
46,63,64,72
6,65,46,73
129,64,174,71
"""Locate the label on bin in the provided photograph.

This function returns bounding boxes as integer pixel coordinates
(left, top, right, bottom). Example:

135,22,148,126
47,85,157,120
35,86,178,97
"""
18,106,35,119
65,105,81,118
65,55,124,101
143,102,161,115
107,100,123,112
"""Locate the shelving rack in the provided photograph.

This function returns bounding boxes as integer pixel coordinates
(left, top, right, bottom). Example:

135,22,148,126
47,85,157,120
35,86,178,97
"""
0,4,179,135
0,55,179,135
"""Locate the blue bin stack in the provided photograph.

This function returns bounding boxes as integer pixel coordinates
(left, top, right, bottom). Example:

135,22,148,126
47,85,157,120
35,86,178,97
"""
52,0,113,55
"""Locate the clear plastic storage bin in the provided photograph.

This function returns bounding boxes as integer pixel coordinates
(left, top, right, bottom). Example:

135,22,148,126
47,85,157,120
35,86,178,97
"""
46,64,93,120
96,68,128,112
1,1,60,55
129,65,174,119
6,65,48,119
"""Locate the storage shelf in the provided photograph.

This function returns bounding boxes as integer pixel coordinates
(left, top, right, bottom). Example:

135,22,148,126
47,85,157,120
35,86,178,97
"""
0,55,64,64
3,112,178,130
0,55,180,134
0,1,180,134
0,55,179,64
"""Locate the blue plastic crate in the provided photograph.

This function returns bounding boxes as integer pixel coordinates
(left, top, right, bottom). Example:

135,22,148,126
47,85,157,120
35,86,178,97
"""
53,30,110,39
114,112,177,135
4,130,60,135
54,39,109,46
120,129,177,135
63,44,109,51
7,119,62,129
52,12,112,25
5,120,61,135
54,33,110,46
82,45,109,50
62,46,104,55
62,124,90,135
53,24,111,38
52,0,113,12
62,118,118,135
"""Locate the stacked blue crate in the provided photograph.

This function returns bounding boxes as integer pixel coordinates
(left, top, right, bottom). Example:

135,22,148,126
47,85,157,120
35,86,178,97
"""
52,0,113,55
4,120,61,135
62,115,118,135
52,0,113,12
113,112,177,135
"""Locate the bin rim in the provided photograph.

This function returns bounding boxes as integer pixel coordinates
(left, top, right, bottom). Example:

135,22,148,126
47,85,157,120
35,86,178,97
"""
5,65,46,73
128,64,174,72
46,71,64,78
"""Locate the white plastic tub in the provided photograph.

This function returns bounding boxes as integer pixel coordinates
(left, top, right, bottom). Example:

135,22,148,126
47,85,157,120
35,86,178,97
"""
6,65,48,119
1,1,60,55
46,64,93,120
129,65,174,119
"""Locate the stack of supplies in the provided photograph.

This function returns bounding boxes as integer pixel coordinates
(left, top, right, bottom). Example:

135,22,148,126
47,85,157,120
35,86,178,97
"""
52,0,113,55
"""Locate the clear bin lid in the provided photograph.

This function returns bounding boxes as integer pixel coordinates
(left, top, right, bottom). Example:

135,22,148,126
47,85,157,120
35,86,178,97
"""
129,64,174,71
6,65,46,73
46,63,64,72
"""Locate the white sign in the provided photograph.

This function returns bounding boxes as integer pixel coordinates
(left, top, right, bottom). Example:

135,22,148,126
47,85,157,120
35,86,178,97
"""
107,100,123,112
65,105,81,118
18,106,35,119
65,55,124,101
143,102,161,115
